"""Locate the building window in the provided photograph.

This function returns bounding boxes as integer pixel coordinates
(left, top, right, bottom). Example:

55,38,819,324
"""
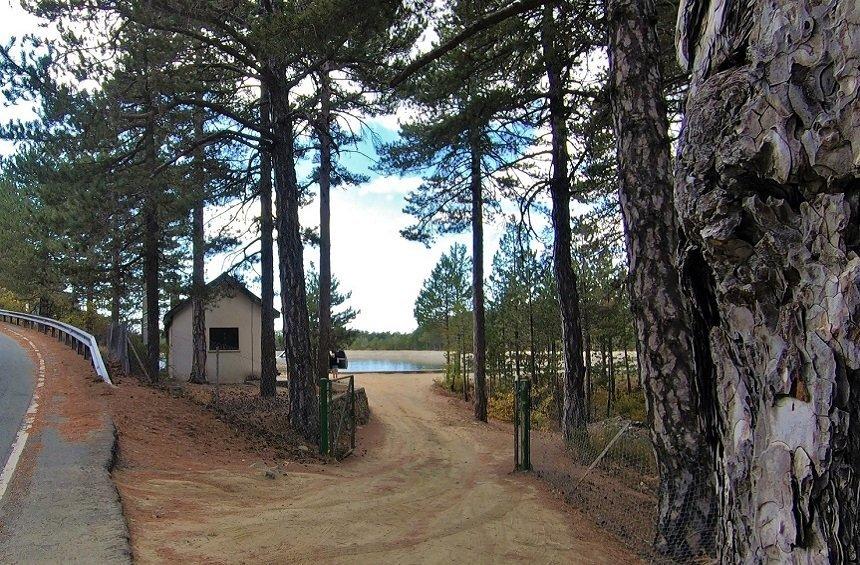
209,327,239,351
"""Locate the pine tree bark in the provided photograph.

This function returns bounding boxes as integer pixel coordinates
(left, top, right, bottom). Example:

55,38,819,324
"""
624,346,631,394
268,78,318,440
541,5,588,438
601,343,609,417
110,228,122,325
189,111,207,384
528,294,537,384
259,85,278,398
142,110,160,383
317,66,334,387
608,0,718,557
446,306,453,391
585,334,592,421
461,329,468,402
608,337,615,415
675,0,860,560
469,127,488,422
84,285,95,333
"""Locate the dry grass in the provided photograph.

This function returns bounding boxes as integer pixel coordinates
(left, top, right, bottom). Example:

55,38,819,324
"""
183,383,322,462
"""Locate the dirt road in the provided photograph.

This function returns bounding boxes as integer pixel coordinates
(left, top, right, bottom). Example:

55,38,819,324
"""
116,373,638,564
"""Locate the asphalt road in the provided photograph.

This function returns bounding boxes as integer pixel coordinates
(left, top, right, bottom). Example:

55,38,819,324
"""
0,332,34,475
0,327,131,563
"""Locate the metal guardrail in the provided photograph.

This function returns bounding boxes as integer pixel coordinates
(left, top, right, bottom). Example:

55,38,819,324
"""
0,309,113,386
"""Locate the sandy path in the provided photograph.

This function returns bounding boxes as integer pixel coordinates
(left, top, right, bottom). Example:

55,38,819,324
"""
116,373,638,564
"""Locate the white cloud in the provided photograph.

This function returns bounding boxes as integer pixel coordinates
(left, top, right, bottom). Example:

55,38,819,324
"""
0,1,39,38
299,175,503,332
368,113,401,132
300,176,428,331
351,175,421,196
193,172,511,333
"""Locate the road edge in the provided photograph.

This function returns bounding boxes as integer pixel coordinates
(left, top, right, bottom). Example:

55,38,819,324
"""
0,324,132,564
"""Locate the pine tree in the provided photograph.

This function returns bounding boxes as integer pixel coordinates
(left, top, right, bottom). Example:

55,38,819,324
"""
608,0,716,555
305,265,359,371
414,243,472,383
381,0,532,421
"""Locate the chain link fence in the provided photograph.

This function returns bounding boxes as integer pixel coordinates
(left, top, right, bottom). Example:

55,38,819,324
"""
488,348,717,563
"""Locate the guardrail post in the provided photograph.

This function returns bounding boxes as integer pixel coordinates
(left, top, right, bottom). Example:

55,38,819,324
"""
319,377,331,456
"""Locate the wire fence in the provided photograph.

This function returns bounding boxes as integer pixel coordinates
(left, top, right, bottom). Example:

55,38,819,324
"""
479,348,717,563
319,374,357,459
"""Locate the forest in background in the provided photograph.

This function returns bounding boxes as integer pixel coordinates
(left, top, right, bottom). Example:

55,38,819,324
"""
1,0,857,561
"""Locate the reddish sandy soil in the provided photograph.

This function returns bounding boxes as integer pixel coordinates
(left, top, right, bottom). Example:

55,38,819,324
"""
0,325,648,563
0,323,109,443
0,323,125,563
108,371,640,564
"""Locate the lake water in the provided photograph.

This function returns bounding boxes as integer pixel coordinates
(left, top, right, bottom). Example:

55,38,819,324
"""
347,359,442,373
276,350,445,373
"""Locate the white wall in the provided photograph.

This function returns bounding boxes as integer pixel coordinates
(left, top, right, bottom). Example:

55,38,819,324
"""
167,291,263,384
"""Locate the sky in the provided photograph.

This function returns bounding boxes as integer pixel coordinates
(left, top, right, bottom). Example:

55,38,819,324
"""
0,0,512,333
206,122,508,333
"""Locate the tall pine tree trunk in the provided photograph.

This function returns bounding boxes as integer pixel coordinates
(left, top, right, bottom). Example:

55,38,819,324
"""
189,111,207,384
607,337,615,416
528,292,537,383
585,333,592,421
601,343,609,417
608,0,717,557
469,127,488,422
624,346,631,394
142,110,160,383
317,66,333,386
110,228,122,325
461,328,468,402
674,0,860,559
259,85,278,398
446,308,453,390
542,5,587,438
84,284,95,333
268,78,317,440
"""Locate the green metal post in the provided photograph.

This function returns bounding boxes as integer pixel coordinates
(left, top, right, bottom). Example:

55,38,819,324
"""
319,377,330,455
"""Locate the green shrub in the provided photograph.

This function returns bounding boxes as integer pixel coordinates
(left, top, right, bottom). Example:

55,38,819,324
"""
488,389,514,422
614,392,647,422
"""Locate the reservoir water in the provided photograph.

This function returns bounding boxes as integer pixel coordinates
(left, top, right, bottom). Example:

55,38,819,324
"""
277,350,445,373
347,358,442,373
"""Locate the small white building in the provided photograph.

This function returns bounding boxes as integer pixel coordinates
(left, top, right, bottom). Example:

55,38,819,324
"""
164,273,279,384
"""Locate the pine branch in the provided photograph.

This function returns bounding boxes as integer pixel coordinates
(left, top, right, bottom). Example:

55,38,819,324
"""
390,0,549,86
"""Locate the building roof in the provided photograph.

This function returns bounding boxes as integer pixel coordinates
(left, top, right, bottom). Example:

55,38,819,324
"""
163,272,280,331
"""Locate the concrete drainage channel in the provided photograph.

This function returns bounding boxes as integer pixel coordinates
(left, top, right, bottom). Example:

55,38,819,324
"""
0,319,132,564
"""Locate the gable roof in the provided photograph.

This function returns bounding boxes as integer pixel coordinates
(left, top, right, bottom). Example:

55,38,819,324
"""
163,272,280,331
